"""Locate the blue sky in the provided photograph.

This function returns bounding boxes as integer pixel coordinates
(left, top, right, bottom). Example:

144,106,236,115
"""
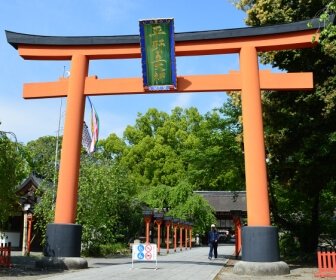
0,0,248,144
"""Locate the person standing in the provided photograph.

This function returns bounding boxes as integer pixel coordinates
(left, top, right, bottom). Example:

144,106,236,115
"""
208,224,218,260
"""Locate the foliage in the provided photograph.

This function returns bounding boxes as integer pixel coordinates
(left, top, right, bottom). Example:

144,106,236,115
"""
167,193,217,235
316,187,336,247
311,0,336,56
24,136,62,179
230,0,336,258
140,181,216,235
98,105,245,238
98,133,126,161
23,136,60,244
32,151,145,253
185,109,245,190
141,184,172,211
0,130,29,230
82,242,130,257
33,181,56,244
279,231,301,261
77,155,143,254
119,108,187,188
98,105,245,237
102,106,245,191
22,101,245,253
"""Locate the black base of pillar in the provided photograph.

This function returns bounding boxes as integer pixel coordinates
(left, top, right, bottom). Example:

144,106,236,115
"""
44,223,82,257
242,226,280,262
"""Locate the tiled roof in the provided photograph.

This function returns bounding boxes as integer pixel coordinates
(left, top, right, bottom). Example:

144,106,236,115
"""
16,173,43,194
194,191,246,212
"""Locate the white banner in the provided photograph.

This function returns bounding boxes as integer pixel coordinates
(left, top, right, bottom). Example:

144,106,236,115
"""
132,243,157,261
82,121,92,155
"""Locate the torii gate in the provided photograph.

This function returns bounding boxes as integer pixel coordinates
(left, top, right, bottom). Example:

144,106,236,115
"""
6,17,321,268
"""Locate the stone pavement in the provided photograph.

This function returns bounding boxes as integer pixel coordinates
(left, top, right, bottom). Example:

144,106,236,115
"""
42,244,234,280
4,245,320,280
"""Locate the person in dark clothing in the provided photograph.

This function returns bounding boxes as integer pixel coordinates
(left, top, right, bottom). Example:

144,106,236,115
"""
208,224,218,260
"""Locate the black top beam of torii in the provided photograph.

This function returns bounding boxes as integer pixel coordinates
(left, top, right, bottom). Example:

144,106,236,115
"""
6,16,334,49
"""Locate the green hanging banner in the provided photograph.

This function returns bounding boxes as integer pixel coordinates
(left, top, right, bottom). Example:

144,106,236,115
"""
139,18,177,91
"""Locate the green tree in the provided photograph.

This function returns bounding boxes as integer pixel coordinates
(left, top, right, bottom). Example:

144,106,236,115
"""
230,0,336,258
103,106,245,191
24,136,61,180
24,136,61,240
185,108,245,190
120,108,187,188
98,133,127,160
100,104,244,239
32,180,56,244
77,156,142,255
35,151,144,255
141,181,216,235
33,102,245,251
312,0,336,57
0,130,29,230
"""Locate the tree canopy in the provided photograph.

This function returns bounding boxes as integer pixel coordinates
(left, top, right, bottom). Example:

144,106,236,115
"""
0,129,29,230
24,136,62,180
230,0,336,258
101,106,245,192
30,101,245,253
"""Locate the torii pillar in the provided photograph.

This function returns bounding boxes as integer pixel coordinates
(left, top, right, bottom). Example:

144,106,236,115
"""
230,210,243,258
164,216,172,254
172,218,180,252
45,54,88,258
189,223,193,249
142,210,153,244
179,220,184,251
6,17,323,273
184,222,189,250
154,213,164,255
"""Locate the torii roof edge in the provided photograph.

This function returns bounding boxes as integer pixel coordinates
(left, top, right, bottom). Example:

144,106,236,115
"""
5,15,335,50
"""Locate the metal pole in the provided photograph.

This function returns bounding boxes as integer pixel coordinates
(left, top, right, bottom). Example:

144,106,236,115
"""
53,66,65,188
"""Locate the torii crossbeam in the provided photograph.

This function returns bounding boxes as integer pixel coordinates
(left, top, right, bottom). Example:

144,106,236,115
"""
6,17,323,268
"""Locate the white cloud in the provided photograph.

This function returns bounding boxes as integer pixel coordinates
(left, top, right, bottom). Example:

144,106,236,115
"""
169,93,193,110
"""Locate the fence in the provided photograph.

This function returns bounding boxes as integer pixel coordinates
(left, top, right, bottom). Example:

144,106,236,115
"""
0,242,12,267
315,247,336,278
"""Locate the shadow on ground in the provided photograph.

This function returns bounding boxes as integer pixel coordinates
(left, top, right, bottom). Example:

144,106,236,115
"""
0,255,65,278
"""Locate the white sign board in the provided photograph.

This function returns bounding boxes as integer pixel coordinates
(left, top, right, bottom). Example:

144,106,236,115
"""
131,243,157,269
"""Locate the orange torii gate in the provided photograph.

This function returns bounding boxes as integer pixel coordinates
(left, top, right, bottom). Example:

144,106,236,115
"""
6,17,321,269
